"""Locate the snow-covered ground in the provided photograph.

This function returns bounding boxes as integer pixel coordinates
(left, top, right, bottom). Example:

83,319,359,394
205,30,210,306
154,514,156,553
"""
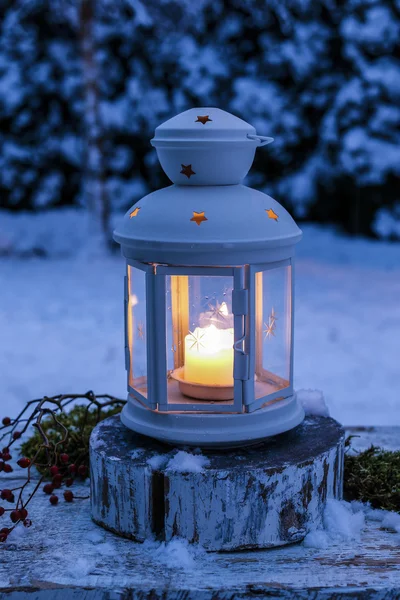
0,215,399,426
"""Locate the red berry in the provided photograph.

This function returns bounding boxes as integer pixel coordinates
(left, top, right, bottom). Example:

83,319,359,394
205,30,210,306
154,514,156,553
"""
6,494,14,504
10,510,20,523
63,490,74,502
50,466,59,476
43,484,54,495
0,507,4,517
68,464,76,474
12,431,21,440
0,527,10,533
60,453,69,463
2,453,11,462
78,465,87,477
2,448,9,454
3,464,13,473
23,519,32,528
0,463,4,472
65,477,74,487
49,495,58,505
2,417,11,426
52,475,62,489
0,490,11,501
0,528,9,542
17,458,30,469
19,508,28,520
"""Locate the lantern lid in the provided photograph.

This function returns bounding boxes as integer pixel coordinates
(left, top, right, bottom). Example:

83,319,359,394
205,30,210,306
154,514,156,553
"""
151,107,266,145
113,184,302,266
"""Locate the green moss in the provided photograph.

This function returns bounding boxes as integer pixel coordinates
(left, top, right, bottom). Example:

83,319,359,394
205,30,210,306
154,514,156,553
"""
20,404,122,475
344,443,400,512
20,412,400,513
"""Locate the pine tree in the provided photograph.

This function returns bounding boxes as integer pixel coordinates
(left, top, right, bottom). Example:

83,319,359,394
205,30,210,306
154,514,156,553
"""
1,0,399,240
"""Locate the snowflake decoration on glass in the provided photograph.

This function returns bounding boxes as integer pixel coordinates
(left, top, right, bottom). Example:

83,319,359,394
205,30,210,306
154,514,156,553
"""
137,321,145,340
187,329,206,352
264,308,277,339
208,300,229,323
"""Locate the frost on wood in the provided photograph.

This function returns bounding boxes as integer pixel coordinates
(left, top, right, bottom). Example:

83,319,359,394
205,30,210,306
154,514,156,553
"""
90,415,345,551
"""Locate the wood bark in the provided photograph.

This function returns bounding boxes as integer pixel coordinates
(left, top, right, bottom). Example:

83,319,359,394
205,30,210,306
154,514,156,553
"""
90,415,345,550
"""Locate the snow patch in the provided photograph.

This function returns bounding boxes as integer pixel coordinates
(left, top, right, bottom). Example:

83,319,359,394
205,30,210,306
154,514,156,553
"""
153,538,206,569
303,529,330,549
296,389,330,417
373,204,400,240
305,501,400,549
166,451,210,473
86,530,105,544
130,448,145,459
95,542,118,556
147,455,169,471
65,556,96,578
304,500,365,548
381,512,400,533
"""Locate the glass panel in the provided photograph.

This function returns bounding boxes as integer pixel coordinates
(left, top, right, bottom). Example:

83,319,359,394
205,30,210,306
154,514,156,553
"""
255,265,291,400
166,274,235,406
127,266,147,397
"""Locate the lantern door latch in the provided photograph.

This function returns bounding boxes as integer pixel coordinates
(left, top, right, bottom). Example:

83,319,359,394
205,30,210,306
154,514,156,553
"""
232,288,249,380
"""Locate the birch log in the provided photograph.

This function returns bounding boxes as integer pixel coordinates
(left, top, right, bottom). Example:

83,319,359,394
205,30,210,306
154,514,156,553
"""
90,415,344,550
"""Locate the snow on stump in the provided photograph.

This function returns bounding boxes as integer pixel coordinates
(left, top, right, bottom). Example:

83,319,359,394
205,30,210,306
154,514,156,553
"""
90,415,344,551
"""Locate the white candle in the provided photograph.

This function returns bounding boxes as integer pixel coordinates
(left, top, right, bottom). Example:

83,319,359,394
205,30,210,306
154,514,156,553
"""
184,324,234,386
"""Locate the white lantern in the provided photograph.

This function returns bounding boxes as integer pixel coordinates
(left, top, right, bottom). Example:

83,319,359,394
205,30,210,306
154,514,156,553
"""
113,108,304,447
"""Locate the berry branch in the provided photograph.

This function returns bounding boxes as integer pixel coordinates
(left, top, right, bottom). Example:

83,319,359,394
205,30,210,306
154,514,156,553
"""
0,391,125,542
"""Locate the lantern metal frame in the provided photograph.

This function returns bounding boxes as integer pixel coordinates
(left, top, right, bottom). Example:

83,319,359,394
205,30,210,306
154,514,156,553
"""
124,257,295,415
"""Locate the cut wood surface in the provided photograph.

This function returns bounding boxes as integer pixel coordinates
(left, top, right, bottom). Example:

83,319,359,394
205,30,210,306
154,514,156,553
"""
0,423,398,599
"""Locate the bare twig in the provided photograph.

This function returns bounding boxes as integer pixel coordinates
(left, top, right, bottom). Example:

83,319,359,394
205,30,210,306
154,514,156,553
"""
0,392,125,541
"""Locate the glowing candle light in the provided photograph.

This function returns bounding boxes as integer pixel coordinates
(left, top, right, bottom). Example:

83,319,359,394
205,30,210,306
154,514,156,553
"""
184,323,234,387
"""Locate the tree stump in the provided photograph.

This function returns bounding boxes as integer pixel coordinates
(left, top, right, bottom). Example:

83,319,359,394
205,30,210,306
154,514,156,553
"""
90,415,344,551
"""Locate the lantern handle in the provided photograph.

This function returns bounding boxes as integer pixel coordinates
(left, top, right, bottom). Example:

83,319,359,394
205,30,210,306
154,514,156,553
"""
247,134,274,147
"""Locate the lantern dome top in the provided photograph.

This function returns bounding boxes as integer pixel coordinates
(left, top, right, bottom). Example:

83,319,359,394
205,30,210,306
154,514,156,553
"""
114,107,301,265
151,108,273,186
151,107,268,144
113,184,302,266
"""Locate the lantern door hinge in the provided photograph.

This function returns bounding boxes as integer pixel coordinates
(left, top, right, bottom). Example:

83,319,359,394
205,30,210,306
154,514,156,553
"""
232,289,248,315
234,353,249,380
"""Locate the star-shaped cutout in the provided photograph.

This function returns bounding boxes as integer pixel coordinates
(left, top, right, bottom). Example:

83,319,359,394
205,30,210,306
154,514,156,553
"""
180,164,196,179
195,115,212,125
266,208,278,221
190,211,208,226
137,321,145,340
129,207,141,218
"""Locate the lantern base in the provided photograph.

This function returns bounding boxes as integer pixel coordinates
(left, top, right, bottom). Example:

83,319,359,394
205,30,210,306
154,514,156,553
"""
120,394,304,448
90,414,345,551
